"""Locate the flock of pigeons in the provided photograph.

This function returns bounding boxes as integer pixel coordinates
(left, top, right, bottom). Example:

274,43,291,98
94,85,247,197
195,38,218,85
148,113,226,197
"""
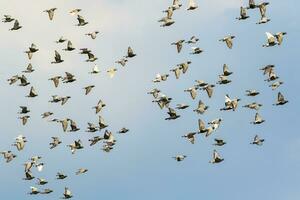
1,6,137,199
150,0,288,163
0,0,289,198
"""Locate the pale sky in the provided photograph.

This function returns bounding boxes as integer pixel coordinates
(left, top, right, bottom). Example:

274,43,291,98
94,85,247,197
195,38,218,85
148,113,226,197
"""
0,0,299,199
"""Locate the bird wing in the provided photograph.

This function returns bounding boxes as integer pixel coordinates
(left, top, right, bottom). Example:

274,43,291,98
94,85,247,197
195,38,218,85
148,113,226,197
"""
266,32,276,44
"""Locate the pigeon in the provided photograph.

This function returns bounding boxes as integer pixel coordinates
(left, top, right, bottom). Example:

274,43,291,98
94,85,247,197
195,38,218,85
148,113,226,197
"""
209,150,224,164
251,135,265,145
172,155,187,162
10,20,22,30
76,15,88,26
273,92,288,106
51,50,64,64
44,8,57,20
219,35,235,49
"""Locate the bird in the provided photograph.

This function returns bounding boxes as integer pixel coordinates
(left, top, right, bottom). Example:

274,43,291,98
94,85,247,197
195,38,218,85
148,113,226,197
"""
49,137,61,149
76,168,88,175
118,127,129,134
44,8,57,20
86,123,99,133
10,20,22,30
56,36,67,43
41,112,53,119
182,132,197,144
219,35,235,49
251,113,265,124
28,187,40,195
49,76,62,87
170,67,181,79
86,52,98,62
184,87,198,99
83,85,95,95
51,50,64,64
19,115,30,125
90,65,100,74
176,104,189,110
171,0,182,10
63,72,76,83
256,2,270,24
98,116,108,130
153,73,169,83
243,102,263,110
24,50,33,60
0,151,17,163
36,162,44,172
213,139,226,146
63,41,75,51
12,135,27,151
28,43,39,53
172,155,187,162
86,31,99,39
222,64,233,76
198,119,214,137
26,86,38,97
190,47,203,54
115,58,128,67
93,100,106,114
68,119,80,132
246,90,260,96
247,0,258,9
269,81,283,90
67,140,83,154
126,47,136,58
236,7,249,20
220,95,240,111
265,68,279,82
251,135,265,145
185,36,199,44
53,118,69,132
273,92,288,106
194,80,208,87
147,88,161,98
88,136,103,146
217,75,232,85
209,150,224,164
19,106,30,114
2,15,14,22
208,118,222,131
56,172,67,180
159,7,174,27
24,161,34,172
70,9,81,16
187,0,198,10
260,64,275,75
171,40,185,53
22,63,34,73
40,189,53,194
165,108,180,120
107,68,117,78
23,172,35,180
76,15,88,26
62,187,73,199
193,100,209,114
18,75,30,86
36,178,48,185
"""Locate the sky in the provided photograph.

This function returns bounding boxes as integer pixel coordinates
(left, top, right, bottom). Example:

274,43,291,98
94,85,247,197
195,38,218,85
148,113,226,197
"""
0,0,299,199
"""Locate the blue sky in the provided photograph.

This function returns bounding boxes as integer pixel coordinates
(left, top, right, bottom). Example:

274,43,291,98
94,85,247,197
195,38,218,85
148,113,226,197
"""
0,0,299,199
